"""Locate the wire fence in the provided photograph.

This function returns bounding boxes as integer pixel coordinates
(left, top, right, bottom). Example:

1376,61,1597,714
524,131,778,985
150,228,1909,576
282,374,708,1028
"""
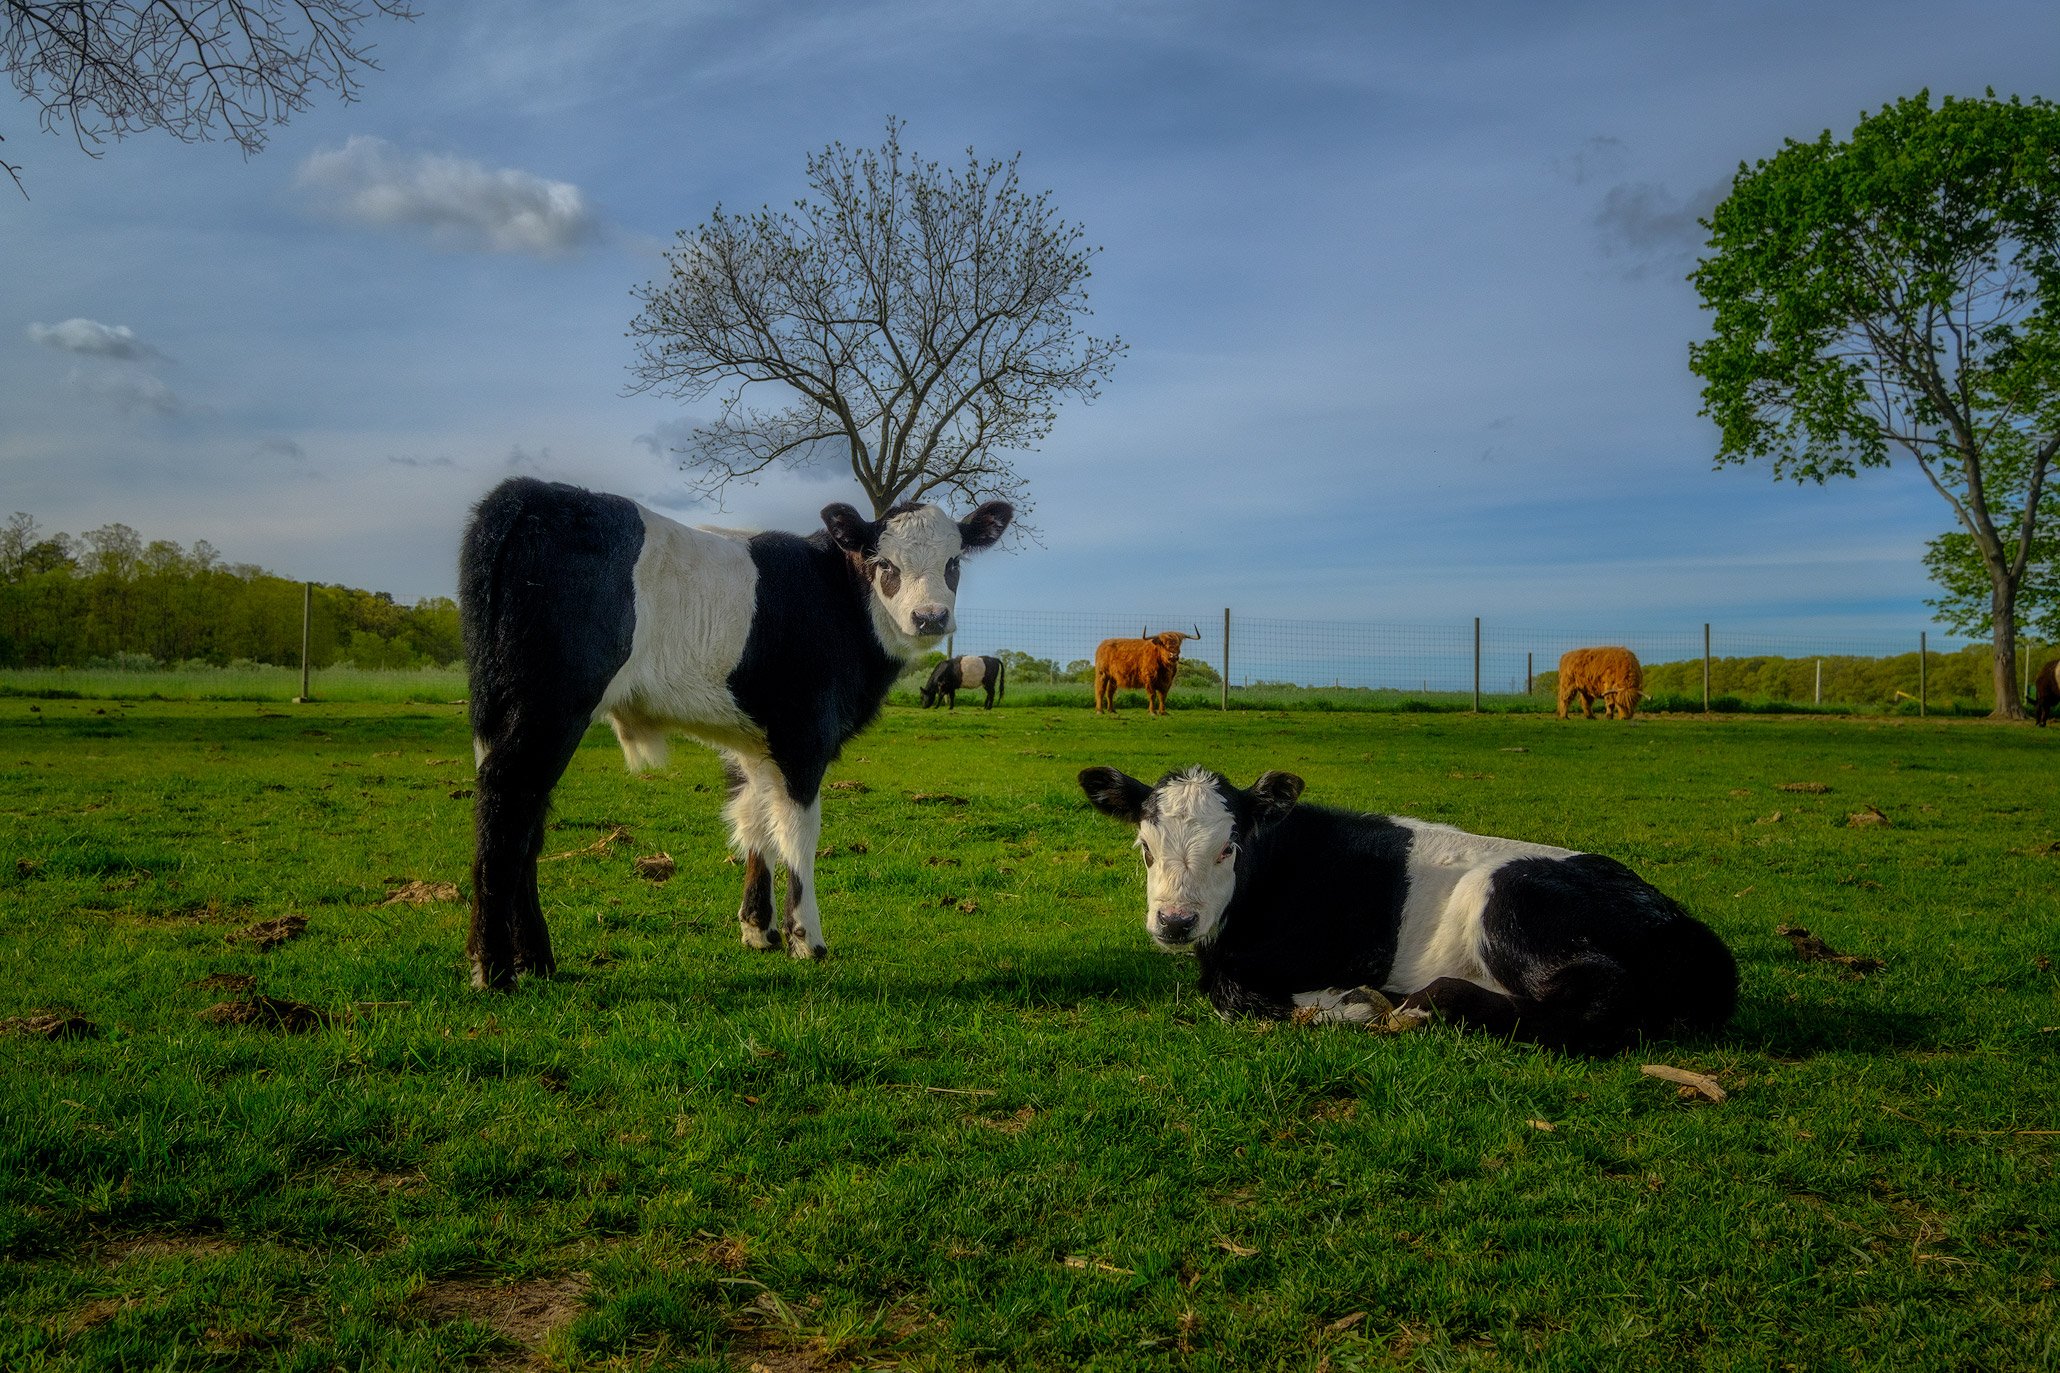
941,608,2049,711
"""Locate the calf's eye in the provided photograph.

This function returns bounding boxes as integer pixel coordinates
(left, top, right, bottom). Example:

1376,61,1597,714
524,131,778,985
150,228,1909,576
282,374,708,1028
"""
1217,843,1235,863
1140,844,1155,867
945,556,961,590
874,560,901,597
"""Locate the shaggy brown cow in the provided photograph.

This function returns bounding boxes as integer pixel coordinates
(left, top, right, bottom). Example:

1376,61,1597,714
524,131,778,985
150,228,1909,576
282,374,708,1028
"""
1094,627,1198,716
2033,659,2059,727
1557,646,1643,721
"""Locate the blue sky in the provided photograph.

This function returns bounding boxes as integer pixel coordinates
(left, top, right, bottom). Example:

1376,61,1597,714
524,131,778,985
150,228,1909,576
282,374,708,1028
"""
6,0,2057,637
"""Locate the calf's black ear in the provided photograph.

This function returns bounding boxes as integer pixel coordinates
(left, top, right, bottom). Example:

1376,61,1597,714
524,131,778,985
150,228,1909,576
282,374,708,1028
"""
1248,771,1304,823
821,504,880,554
958,501,1013,551
1078,766,1150,824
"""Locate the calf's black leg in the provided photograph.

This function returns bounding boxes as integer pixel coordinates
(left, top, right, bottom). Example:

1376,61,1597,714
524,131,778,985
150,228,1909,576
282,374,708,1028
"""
460,479,645,989
738,850,779,949
1398,976,1526,1037
469,712,592,989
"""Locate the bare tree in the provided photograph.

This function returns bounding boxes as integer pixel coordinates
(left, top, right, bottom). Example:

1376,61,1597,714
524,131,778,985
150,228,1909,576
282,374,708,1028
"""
3,0,418,191
628,119,1125,522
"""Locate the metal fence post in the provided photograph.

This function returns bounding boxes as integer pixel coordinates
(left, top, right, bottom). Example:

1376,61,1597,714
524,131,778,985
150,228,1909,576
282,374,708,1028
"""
1472,617,1481,713
1526,651,1533,696
1221,607,1230,711
296,581,313,703
1702,623,1711,713
1919,631,1927,717
1814,658,1821,706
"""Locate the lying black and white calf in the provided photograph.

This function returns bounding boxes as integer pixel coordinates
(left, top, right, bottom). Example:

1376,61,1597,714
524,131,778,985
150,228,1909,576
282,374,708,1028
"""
1078,765,1738,1052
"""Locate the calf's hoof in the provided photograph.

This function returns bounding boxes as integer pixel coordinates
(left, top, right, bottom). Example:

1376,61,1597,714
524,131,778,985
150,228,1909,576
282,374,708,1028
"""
739,921,782,951
785,934,828,960
469,955,532,992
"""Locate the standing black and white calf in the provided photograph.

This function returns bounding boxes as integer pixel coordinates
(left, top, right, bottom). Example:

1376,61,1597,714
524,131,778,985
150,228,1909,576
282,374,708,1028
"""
919,655,1006,710
459,476,1010,989
1078,766,1737,1052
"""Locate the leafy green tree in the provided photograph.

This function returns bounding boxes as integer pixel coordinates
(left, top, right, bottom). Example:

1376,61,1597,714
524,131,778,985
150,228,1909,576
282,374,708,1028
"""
628,119,1124,521
1690,91,2060,719
1920,425,2060,641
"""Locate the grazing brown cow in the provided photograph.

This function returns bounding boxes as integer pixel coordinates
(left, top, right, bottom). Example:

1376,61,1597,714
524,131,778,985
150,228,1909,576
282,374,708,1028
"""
1557,646,1643,721
1094,627,1198,716
2033,659,2059,727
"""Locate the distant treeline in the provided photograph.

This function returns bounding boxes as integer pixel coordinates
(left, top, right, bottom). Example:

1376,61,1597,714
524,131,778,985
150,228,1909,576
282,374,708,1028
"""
1543,646,2050,712
0,514,460,670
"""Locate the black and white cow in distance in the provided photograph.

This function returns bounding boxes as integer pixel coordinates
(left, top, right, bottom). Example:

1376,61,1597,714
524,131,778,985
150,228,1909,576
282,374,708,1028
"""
1078,766,1738,1053
920,654,1006,709
460,477,1011,989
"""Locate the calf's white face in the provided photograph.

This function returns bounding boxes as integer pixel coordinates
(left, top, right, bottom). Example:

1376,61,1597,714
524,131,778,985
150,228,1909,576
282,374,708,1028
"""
1080,765,1262,950
1134,769,1241,949
823,500,1012,650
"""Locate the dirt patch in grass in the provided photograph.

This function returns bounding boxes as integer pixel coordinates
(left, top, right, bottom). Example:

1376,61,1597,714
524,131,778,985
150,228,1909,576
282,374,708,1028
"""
414,1273,590,1352
632,852,675,881
228,916,307,949
1777,924,1886,976
151,897,256,923
1,1011,98,1039
703,1235,751,1272
104,1234,238,1263
381,879,462,905
197,994,330,1032
186,972,256,992
729,1331,850,1372
977,1106,1037,1135
65,1297,130,1332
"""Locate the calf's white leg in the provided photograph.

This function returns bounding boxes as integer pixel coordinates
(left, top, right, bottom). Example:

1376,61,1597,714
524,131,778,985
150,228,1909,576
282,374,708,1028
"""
770,792,827,959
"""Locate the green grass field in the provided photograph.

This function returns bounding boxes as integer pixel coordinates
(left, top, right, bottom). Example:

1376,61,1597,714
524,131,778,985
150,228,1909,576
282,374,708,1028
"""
2,699,2056,1370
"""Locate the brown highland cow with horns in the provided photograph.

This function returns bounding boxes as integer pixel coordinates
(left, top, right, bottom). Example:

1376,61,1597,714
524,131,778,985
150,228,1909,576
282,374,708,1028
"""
1557,646,1643,721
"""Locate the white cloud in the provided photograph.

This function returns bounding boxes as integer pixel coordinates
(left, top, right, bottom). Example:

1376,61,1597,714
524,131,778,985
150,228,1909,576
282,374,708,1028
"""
255,436,307,461
68,368,184,417
296,136,600,256
27,318,164,361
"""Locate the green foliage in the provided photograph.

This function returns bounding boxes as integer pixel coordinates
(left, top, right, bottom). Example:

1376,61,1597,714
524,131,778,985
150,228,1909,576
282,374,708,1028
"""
1174,654,1222,686
1690,91,2060,709
999,648,1063,683
0,512,462,671
2,703,2057,1367
1539,644,2044,713
1691,91,2060,484
1922,431,2060,637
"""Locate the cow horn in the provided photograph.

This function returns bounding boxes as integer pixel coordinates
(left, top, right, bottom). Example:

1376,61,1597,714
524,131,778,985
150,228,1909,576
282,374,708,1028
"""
1190,623,1201,640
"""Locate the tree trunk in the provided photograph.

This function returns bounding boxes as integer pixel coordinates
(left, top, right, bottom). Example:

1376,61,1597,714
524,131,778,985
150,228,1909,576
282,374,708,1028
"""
1988,570,2024,720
